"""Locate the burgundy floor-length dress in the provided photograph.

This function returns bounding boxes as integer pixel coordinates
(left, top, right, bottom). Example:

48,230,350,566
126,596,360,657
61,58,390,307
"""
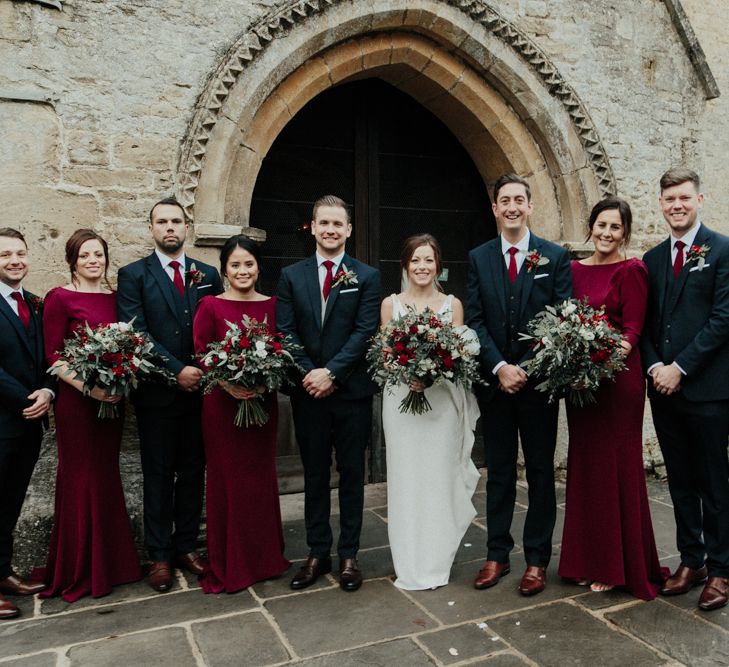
39,287,141,602
193,295,290,593
558,259,668,600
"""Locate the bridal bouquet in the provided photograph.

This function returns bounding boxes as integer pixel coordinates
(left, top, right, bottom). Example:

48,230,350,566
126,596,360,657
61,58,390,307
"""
50,320,176,418
198,315,302,428
518,297,626,406
367,306,483,415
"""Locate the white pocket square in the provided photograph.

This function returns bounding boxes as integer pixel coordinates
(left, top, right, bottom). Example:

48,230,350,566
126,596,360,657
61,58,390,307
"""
533,273,549,280
339,288,359,294
197,284,212,290
689,264,710,272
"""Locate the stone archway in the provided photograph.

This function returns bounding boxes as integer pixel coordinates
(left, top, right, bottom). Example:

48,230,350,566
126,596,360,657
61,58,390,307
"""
178,0,616,246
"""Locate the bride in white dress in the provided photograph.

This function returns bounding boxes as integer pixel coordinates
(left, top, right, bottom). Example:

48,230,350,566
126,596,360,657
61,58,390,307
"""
380,234,481,590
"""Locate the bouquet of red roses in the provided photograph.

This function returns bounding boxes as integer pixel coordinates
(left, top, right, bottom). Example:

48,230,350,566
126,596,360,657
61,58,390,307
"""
198,315,302,428
50,320,176,418
367,306,483,415
518,297,627,406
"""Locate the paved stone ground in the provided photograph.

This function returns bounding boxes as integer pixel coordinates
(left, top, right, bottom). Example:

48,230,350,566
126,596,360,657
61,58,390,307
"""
1,477,728,667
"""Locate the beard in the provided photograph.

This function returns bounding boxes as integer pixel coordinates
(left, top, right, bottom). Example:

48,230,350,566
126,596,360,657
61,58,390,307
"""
158,237,184,253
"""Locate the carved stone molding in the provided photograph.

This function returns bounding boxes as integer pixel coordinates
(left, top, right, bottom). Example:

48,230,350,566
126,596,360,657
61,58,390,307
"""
179,0,624,219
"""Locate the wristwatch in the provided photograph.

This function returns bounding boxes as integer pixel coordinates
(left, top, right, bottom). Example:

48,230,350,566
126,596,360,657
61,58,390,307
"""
325,368,336,382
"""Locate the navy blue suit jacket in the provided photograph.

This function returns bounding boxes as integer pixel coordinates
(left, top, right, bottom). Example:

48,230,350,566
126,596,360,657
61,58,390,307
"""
466,232,572,398
641,224,729,402
117,252,222,407
276,254,381,400
0,291,54,437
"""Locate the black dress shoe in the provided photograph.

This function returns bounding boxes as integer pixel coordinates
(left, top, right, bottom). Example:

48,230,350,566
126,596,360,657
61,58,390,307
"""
290,556,332,590
339,558,362,592
0,574,46,596
0,593,19,620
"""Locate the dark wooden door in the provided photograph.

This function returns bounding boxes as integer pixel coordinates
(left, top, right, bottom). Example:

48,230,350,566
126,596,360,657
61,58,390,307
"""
250,79,496,489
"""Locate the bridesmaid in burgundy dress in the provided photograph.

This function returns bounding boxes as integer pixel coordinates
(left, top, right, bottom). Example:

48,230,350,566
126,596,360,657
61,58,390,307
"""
40,230,141,602
558,198,668,599
193,235,289,593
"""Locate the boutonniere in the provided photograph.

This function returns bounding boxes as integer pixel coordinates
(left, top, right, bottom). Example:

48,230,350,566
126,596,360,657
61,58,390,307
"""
185,263,204,286
525,249,550,273
685,243,710,271
332,264,358,289
27,294,44,313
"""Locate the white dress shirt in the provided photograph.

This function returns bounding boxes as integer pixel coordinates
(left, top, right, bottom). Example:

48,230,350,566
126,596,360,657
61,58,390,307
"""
155,248,187,282
670,222,701,267
0,281,24,316
316,251,344,293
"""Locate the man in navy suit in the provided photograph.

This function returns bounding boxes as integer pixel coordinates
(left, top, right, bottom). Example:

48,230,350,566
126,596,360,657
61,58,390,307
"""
117,198,222,592
277,195,380,592
467,174,572,596
641,168,729,611
0,228,52,618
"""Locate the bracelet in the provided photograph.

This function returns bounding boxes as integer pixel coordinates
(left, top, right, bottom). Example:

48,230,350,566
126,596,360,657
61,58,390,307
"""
82,385,91,397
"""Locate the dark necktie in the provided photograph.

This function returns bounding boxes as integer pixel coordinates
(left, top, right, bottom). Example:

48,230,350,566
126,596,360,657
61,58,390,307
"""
11,292,30,329
169,260,185,296
507,247,519,284
322,260,335,300
673,240,685,278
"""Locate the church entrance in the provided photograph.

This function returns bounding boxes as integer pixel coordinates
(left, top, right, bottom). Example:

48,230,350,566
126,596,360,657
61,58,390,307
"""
249,79,496,490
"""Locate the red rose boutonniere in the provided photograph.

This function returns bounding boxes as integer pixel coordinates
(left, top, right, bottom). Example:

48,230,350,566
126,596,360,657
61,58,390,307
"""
525,249,550,273
685,243,710,271
27,294,44,313
186,263,204,286
332,264,358,289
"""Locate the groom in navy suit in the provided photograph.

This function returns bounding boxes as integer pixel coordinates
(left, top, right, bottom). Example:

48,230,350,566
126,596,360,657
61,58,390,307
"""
467,174,571,596
277,195,380,592
118,198,222,592
0,228,52,618
641,168,729,611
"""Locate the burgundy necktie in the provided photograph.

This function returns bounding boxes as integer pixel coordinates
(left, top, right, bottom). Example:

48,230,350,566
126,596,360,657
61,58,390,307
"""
673,240,685,278
11,292,30,329
507,247,519,284
322,260,335,300
169,260,185,296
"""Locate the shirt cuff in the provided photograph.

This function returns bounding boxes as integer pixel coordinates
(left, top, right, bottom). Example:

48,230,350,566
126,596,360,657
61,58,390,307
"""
646,363,662,377
492,361,507,376
40,388,56,400
673,362,687,376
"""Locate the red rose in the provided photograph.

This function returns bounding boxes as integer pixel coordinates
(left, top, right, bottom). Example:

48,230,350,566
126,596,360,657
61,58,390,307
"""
409,324,419,334
443,356,454,369
112,366,126,376
397,354,410,366
239,337,251,349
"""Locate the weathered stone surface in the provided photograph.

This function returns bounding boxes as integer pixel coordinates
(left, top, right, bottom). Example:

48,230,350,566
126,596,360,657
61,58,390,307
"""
0,102,59,184
192,611,290,666
296,638,433,666
0,589,256,659
113,135,178,171
264,579,437,656
488,601,664,666
67,627,197,666
417,622,507,664
607,599,729,666
66,130,110,166
0,654,57,667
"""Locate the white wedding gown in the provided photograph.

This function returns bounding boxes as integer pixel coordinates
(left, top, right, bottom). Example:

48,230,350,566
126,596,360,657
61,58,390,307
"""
383,294,481,590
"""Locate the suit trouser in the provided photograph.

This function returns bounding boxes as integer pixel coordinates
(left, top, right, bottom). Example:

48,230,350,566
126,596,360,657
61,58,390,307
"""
0,424,42,580
478,387,559,567
135,394,205,562
650,392,729,577
290,393,372,559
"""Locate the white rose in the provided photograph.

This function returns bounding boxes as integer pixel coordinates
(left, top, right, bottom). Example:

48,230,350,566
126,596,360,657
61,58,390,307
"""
562,302,577,316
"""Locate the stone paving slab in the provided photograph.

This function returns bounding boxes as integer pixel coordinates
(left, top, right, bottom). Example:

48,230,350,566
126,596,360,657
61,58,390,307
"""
249,564,329,599
487,600,665,667
416,621,507,664
295,638,434,666
661,587,729,632
607,598,729,666
66,627,197,666
191,611,290,666
572,587,636,610
0,589,256,659
264,579,438,657
0,654,57,667
469,653,532,666
406,561,580,624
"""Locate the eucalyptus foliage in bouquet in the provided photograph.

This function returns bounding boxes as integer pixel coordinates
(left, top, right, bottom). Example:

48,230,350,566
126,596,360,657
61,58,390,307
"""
518,297,626,406
50,320,176,418
367,306,483,415
198,315,302,428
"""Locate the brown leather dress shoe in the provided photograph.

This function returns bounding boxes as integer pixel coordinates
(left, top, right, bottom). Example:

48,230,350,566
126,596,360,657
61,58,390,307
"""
147,561,173,592
0,593,19,620
660,564,708,596
474,560,510,589
698,576,729,611
519,566,547,596
290,556,332,590
0,574,47,596
174,552,208,576
339,558,362,592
